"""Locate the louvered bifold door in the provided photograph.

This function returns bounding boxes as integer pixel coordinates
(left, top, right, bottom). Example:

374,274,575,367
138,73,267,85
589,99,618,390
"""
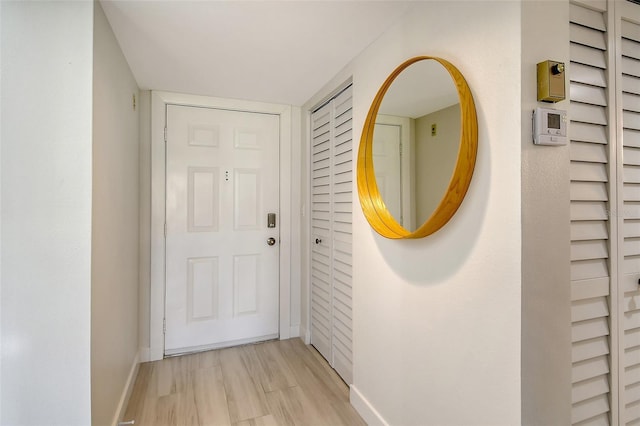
619,3,640,424
330,87,353,384
311,102,333,363
310,85,354,384
570,3,616,425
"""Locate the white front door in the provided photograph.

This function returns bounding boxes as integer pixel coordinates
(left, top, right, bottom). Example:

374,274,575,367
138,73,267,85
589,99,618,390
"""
373,122,402,222
164,104,280,355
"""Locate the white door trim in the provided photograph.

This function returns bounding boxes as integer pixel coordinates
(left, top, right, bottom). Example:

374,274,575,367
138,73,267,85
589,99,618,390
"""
150,91,293,361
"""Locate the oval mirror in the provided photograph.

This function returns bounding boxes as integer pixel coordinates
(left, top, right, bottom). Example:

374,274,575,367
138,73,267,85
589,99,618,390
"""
357,56,477,239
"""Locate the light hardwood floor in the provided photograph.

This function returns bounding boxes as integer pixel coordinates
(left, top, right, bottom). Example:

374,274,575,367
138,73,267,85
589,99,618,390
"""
123,338,365,426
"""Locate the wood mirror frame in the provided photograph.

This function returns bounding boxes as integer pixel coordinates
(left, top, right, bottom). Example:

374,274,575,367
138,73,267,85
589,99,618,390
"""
357,56,478,239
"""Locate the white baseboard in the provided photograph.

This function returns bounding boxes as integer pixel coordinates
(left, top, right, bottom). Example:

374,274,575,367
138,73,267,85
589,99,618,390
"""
112,350,140,426
300,325,310,344
289,325,300,338
350,385,389,426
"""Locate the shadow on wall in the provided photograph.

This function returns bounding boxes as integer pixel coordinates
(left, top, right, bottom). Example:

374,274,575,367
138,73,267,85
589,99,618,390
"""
369,100,491,285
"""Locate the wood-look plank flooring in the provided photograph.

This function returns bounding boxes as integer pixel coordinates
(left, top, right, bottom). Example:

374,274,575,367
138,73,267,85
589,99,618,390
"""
123,338,365,426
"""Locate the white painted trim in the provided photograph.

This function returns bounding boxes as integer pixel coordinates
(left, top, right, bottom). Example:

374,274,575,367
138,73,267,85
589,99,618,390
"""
0,0,3,411
289,106,302,337
301,325,311,344
165,333,278,357
350,385,389,426
279,103,292,341
289,325,300,338
310,77,353,113
150,92,166,361
303,108,313,347
150,91,293,361
112,351,140,426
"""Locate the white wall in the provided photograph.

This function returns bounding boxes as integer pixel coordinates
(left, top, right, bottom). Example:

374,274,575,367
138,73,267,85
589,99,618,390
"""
0,2,94,424
303,2,522,424
290,106,303,332
139,90,152,359
91,3,141,425
0,1,4,420
521,1,571,424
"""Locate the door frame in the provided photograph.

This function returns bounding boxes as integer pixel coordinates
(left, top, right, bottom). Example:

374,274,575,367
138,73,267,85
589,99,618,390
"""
150,91,293,361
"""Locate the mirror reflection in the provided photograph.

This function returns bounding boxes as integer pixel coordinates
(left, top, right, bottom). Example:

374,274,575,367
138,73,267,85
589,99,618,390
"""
372,59,460,232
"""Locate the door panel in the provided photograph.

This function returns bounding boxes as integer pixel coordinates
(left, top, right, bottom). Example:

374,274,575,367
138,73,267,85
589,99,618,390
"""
373,122,402,221
569,4,613,424
310,85,353,384
165,105,280,355
188,167,219,232
331,87,353,384
569,2,640,424
311,101,333,363
621,12,640,425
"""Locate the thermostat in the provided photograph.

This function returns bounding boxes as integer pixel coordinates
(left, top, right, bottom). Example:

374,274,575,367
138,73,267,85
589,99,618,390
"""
533,107,567,146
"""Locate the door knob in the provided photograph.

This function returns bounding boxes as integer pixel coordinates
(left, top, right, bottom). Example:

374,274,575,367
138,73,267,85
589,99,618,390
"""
267,237,276,246
315,238,322,244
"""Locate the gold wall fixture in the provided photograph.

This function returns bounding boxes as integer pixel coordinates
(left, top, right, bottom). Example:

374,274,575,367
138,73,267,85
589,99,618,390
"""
537,60,566,102
357,56,478,239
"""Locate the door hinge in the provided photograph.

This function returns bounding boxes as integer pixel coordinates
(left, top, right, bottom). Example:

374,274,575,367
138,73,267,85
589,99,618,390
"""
164,222,167,238
163,318,166,334
164,126,167,143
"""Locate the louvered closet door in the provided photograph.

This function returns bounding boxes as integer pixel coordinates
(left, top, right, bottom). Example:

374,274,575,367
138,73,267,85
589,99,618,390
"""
329,88,354,383
311,101,332,363
570,4,615,425
310,85,354,384
569,2,640,424
620,4,640,424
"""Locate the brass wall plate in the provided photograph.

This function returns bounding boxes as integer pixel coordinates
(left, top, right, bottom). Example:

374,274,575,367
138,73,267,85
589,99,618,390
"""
537,60,566,103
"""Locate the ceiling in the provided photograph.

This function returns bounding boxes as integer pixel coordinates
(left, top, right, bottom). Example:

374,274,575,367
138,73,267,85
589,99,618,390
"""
377,59,460,119
100,1,414,106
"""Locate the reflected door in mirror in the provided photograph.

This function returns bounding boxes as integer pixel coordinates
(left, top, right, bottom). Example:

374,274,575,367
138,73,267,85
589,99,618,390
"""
373,122,402,224
373,114,414,230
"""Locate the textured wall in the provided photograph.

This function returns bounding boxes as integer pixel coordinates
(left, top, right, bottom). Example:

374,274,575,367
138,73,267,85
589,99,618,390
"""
303,2,523,424
91,3,141,425
1,2,94,424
